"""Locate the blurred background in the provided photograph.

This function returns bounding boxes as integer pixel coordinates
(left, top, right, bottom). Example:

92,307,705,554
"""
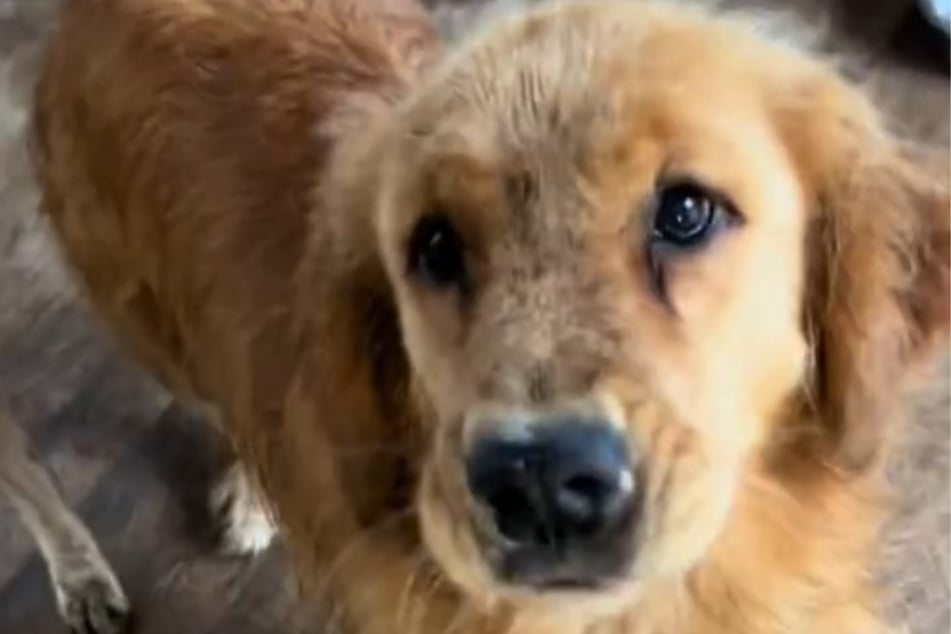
0,0,947,632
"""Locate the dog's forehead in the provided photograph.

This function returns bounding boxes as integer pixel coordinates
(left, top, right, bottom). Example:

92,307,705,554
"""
410,14,622,159
402,5,787,176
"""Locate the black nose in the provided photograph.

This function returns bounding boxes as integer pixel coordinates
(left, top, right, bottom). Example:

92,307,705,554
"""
467,420,637,558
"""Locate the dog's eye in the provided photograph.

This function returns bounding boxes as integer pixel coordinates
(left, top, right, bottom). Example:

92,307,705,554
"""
651,182,726,247
407,214,467,288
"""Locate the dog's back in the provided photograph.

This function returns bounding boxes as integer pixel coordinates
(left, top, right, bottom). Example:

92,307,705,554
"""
32,0,440,402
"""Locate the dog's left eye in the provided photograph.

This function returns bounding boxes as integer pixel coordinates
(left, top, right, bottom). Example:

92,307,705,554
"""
407,213,467,289
651,182,728,247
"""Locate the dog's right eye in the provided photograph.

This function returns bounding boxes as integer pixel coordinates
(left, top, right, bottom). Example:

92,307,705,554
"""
651,182,726,248
407,214,467,289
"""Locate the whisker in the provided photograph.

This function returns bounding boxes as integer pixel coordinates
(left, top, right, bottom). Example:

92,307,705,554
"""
395,546,432,629
411,564,454,634
440,597,478,634
311,506,417,606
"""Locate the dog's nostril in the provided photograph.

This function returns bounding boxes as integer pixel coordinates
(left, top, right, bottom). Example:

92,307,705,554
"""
555,474,615,532
486,485,541,543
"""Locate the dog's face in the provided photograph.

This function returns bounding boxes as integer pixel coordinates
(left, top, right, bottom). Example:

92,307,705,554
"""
369,1,949,617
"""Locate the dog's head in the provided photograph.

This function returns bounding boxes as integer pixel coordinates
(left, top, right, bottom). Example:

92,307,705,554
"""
360,0,949,618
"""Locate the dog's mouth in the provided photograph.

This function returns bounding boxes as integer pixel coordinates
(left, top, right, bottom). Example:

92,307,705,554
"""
496,553,627,593
478,515,639,593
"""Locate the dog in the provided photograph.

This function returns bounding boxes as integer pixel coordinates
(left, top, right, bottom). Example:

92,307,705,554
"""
30,0,950,633
0,411,129,633
3,1,441,632
0,401,280,634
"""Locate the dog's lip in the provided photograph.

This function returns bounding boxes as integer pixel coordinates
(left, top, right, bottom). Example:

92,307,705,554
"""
510,571,629,597
534,577,605,591
490,543,630,593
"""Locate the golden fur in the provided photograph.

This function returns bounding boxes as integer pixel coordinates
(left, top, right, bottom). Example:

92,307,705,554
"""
31,0,950,633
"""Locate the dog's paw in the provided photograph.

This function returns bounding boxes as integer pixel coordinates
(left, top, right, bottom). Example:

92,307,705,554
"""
209,464,277,556
52,556,130,634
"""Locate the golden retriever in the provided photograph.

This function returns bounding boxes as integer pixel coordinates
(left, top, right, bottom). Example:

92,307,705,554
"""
31,0,950,633
0,411,128,633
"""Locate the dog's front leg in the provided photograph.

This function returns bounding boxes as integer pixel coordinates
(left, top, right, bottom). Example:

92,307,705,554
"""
183,400,278,556
0,413,129,634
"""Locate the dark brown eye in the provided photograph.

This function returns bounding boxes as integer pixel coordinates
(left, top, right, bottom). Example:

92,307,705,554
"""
652,183,726,247
407,214,467,288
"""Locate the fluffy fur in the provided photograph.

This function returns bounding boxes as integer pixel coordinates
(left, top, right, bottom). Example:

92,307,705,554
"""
31,1,950,633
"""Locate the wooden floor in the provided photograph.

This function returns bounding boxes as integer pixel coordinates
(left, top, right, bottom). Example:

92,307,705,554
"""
0,0,947,632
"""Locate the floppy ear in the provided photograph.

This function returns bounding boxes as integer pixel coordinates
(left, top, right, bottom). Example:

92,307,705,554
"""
785,74,950,473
